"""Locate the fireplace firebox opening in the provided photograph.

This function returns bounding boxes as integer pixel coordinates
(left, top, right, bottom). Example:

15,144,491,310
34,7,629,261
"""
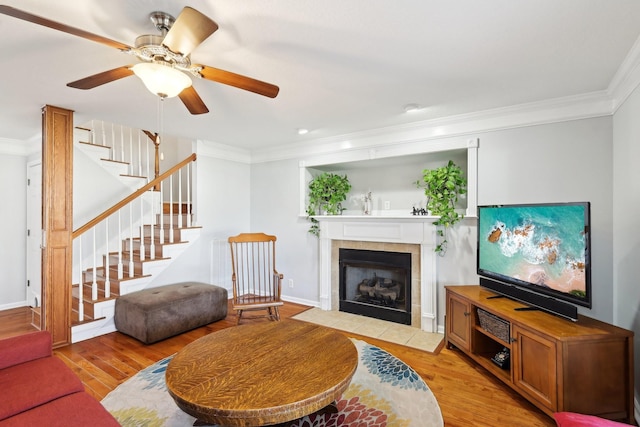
339,248,411,325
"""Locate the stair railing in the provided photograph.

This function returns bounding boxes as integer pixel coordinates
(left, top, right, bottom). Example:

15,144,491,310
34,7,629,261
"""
71,153,196,322
87,120,158,181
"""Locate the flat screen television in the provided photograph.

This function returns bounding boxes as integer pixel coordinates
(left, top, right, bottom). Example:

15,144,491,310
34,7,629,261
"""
477,202,591,321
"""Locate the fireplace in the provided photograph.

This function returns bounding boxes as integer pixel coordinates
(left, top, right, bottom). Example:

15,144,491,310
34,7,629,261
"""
339,248,411,325
317,217,439,332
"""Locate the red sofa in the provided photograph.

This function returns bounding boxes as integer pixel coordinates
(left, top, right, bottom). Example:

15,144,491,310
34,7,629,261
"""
0,331,119,426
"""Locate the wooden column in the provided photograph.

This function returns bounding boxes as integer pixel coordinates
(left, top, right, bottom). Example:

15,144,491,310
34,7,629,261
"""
41,105,73,347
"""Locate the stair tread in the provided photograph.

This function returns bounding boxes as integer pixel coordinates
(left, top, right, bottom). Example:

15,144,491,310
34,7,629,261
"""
107,253,172,262
78,141,111,149
71,315,107,327
100,157,128,165
81,270,152,280
128,238,190,245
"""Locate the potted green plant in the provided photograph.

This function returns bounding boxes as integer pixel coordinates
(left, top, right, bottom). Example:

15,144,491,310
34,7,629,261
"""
416,160,467,254
306,172,352,236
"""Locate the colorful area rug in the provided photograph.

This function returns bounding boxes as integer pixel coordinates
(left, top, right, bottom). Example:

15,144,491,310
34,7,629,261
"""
102,339,443,427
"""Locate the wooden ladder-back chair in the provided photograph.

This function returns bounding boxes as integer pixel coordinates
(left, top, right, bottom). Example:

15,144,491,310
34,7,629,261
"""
228,232,284,325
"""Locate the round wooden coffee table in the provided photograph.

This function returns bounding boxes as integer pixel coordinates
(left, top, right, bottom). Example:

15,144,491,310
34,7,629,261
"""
165,319,358,426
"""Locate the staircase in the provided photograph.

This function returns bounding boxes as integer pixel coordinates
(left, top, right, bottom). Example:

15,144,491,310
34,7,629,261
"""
70,123,200,342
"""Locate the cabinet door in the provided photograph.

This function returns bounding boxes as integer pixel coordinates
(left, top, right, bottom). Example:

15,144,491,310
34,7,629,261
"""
446,291,472,351
512,325,557,411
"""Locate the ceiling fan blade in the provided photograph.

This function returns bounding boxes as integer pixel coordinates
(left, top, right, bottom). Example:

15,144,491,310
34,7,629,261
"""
162,7,218,57
67,67,135,90
178,86,209,115
197,65,280,98
0,5,132,51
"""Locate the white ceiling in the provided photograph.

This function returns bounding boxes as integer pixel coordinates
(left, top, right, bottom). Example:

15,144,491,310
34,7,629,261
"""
1,0,639,151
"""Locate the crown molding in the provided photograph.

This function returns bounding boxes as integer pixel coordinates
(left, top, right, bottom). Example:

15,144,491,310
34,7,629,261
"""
609,34,640,113
196,139,252,164
250,91,614,164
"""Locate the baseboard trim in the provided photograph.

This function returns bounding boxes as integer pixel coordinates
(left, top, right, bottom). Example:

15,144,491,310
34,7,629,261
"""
281,295,319,308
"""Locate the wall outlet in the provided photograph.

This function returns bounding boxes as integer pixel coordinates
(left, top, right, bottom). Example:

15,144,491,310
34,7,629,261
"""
384,201,391,210
288,279,294,288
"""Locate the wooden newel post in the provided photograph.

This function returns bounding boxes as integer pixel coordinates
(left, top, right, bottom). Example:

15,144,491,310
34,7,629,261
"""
41,105,73,347
143,130,161,191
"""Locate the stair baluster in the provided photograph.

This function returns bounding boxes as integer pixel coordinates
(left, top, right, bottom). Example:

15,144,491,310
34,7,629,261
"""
111,123,116,161
91,228,98,301
117,210,123,280
137,130,142,178
159,180,165,245
146,134,150,184
121,125,126,164
104,217,110,299
169,175,174,243
186,162,192,227
178,168,183,231
138,197,145,261
128,199,134,278
101,121,106,149
77,237,84,321
149,188,155,260
126,128,132,175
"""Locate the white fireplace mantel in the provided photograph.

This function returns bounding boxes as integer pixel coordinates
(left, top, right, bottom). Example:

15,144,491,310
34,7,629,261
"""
317,215,439,333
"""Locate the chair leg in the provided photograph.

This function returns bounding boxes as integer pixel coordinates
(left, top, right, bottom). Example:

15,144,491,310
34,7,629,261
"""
273,306,281,321
236,310,243,325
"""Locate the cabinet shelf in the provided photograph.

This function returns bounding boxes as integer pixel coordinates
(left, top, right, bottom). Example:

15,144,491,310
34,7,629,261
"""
474,325,511,346
474,353,511,381
445,285,634,424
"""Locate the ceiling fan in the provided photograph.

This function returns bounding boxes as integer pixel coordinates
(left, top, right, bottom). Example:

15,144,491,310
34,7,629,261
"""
0,5,280,115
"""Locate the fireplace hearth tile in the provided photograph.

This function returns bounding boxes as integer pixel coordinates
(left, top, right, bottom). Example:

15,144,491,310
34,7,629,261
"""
292,308,443,353
352,318,391,337
407,331,445,350
378,325,417,343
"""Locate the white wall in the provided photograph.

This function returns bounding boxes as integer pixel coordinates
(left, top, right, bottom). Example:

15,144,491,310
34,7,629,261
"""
148,150,251,289
0,153,27,307
250,159,320,305
477,117,614,322
73,147,134,227
612,85,640,393
249,116,615,326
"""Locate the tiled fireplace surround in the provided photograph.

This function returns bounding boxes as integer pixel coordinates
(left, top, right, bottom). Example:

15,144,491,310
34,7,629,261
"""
317,217,438,333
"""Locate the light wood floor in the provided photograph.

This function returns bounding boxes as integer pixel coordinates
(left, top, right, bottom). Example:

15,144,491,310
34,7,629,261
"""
0,302,554,427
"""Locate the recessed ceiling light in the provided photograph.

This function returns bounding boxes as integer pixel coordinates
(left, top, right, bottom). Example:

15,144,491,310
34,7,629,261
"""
403,104,421,113
297,128,309,135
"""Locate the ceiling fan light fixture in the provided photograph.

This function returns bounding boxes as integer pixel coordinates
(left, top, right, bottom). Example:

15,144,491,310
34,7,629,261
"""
132,62,192,98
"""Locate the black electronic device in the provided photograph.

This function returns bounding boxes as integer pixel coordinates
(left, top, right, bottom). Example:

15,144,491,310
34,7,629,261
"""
491,347,510,369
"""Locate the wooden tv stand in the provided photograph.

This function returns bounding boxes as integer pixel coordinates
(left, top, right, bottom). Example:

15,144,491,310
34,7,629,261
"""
445,285,634,424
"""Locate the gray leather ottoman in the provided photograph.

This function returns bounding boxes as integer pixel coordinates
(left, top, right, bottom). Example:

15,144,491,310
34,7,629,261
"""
114,282,228,344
